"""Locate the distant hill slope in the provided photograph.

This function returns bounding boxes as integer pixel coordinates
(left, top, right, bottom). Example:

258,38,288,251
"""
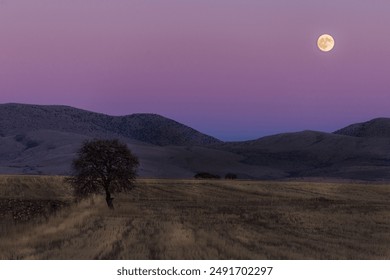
0,103,221,146
334,118,390,138
1,103,390,181
215,130,390,180
0,103,231,178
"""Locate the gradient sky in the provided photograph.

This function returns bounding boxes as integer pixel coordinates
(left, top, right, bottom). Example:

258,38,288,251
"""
0,0,389,140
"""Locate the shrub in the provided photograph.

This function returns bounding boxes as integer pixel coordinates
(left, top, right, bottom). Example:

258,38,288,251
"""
25,140,39,149
225,173,237,180
14,134,26,142
194,172,221,179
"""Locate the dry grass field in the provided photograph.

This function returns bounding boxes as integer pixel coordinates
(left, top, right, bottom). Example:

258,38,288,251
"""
0,175,389,259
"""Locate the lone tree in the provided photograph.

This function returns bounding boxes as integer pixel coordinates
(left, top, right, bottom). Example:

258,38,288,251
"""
67,139,139,209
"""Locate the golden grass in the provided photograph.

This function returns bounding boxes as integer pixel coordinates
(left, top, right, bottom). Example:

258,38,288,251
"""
0,175,72,200
0,176,389,259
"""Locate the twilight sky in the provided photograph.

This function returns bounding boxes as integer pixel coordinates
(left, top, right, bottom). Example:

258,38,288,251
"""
0,0,389,140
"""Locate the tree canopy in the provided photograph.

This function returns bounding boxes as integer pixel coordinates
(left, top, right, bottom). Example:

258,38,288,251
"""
68,139,139,209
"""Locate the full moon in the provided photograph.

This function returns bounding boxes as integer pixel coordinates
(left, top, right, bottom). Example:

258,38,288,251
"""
317,34,335,52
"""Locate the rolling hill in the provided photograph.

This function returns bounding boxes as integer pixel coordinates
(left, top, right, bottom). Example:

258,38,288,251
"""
0,103,220,146
1,103,390,180
216,130,390,180
334,118,390,138
0,103,239,177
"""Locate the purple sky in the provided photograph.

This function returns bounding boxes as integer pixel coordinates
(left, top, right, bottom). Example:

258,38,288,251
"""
1,0,389,140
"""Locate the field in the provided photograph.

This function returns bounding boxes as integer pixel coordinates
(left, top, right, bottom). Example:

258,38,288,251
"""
0,175,389,259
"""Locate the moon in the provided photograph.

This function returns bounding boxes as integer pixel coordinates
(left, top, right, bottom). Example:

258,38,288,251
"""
317,34,335,52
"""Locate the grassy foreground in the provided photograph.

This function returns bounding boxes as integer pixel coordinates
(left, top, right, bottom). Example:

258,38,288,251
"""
0,175,389,259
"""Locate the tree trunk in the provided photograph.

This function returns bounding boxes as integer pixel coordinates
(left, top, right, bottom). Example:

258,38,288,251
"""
105,190,114,210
